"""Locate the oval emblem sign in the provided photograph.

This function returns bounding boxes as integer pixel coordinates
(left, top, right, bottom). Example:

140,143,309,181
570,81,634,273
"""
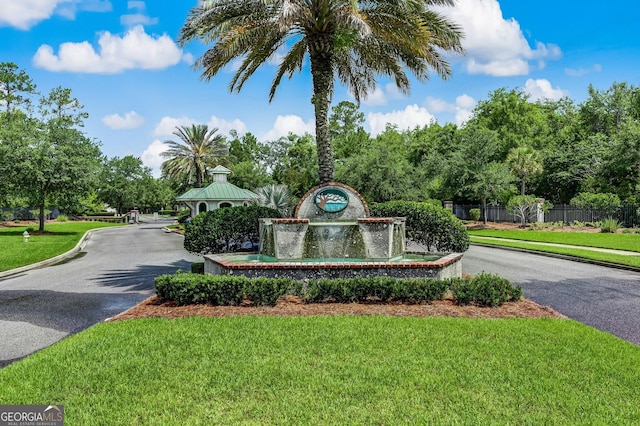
314,187,349,213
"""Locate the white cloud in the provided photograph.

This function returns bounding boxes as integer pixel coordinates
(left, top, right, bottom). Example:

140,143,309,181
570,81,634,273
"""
523,78,569,101
425,94,476,126
128,1,145,11
152,115,246,139
565,64,602,77
262,115,315,141
153,116,197,136
438,0,561,76
33,25,183,73
361,87,386,106
426,96,456,113
120,14,158,26
57,0,111,19
206,116,247,137
367,104,435,136
0,0,64,30
140,139,167,177
102,111,145,129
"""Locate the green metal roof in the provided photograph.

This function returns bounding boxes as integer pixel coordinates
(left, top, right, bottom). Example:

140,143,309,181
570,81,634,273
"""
176,182,258,201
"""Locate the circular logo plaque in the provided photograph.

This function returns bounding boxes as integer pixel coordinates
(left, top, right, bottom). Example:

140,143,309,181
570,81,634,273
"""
314,187,349,213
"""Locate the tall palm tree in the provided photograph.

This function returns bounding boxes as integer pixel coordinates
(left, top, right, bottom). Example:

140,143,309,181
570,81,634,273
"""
506,145,543,195
179,0,464,184
161,124,229,188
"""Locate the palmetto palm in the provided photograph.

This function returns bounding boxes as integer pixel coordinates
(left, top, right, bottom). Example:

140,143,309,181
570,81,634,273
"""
161,124,229,188
179,0,463,184
506,145,543,195
254,184,294,216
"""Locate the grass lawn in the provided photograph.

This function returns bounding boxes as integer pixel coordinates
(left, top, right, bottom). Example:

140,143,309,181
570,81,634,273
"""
468,229,640,268
0,221,124,272
0,316,638,424
468,229,640,252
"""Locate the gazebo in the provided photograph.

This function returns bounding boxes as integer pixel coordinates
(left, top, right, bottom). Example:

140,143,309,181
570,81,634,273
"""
176,165,258,218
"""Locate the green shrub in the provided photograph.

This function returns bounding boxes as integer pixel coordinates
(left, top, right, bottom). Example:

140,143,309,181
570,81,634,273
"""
190,262,204,274
621,228,632,234
184,205,281,255
155,274,454,306
56,214,69,222
570,192,621,221
600,217,620,233
370,200,469,252
469,208,481,221
450,273,522,307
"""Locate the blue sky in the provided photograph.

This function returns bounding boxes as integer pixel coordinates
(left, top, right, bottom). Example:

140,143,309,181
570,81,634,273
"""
2,0,639,176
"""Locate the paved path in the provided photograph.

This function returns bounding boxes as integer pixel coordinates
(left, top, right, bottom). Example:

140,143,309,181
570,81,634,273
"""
0,218,201,367
464,245,640,346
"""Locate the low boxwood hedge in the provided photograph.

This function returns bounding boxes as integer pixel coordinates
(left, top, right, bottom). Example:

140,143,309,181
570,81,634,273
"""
155,273,521,307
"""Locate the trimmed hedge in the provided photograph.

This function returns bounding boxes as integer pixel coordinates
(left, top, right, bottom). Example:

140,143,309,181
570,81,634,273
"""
155,273,521,307
370,200,470,253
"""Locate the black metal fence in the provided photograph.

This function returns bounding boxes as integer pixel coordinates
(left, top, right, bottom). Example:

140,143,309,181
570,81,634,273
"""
453,204,640,228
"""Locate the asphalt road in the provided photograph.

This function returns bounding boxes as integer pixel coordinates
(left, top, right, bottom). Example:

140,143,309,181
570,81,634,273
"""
2,229,638,368
463,245,640,346
0,218,201,368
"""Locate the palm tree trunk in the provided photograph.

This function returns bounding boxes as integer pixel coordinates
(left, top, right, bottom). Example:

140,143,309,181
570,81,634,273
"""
309,42,335,184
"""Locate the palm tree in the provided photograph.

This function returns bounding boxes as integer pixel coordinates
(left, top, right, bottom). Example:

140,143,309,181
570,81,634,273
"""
161,124,229,188
253,184,294,216
506,145,543,195
179,0,463,184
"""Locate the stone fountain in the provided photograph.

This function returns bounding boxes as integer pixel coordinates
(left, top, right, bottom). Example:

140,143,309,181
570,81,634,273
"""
204,183,462,279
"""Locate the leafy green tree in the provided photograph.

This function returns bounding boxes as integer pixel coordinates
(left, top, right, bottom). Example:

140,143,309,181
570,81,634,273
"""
161,124,229,188
442,125,505,204
579,82,640,136
179,0,463,184
18,87,101,231
329,101,370,161
570,192,622,222
0,63,39,206
270,133,319,198
0,62,38,117
467,88,551,158
336,125,423,202
506,145,543,195
99,156,153,214
470,162,515,225
227,131,274,190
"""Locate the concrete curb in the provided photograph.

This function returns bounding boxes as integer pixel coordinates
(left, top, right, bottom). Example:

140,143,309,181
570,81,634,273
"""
471,242,640,274
0,227,113,280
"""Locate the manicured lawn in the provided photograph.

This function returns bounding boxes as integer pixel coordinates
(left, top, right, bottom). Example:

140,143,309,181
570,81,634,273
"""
468,229,640,252
0,316,638,424
470,236,640,268
0,221,124,272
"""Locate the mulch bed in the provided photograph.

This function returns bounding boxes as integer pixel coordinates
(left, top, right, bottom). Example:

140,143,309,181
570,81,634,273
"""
109,295,566,321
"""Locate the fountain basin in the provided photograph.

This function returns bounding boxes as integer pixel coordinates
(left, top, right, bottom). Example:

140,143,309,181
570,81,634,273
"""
204,252,463,280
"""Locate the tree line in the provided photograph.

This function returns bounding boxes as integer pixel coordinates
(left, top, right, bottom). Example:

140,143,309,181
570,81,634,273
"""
2,59,639,229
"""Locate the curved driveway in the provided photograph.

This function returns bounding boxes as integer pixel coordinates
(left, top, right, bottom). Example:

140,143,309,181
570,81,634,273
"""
0,218,201,367
464,245,640,346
